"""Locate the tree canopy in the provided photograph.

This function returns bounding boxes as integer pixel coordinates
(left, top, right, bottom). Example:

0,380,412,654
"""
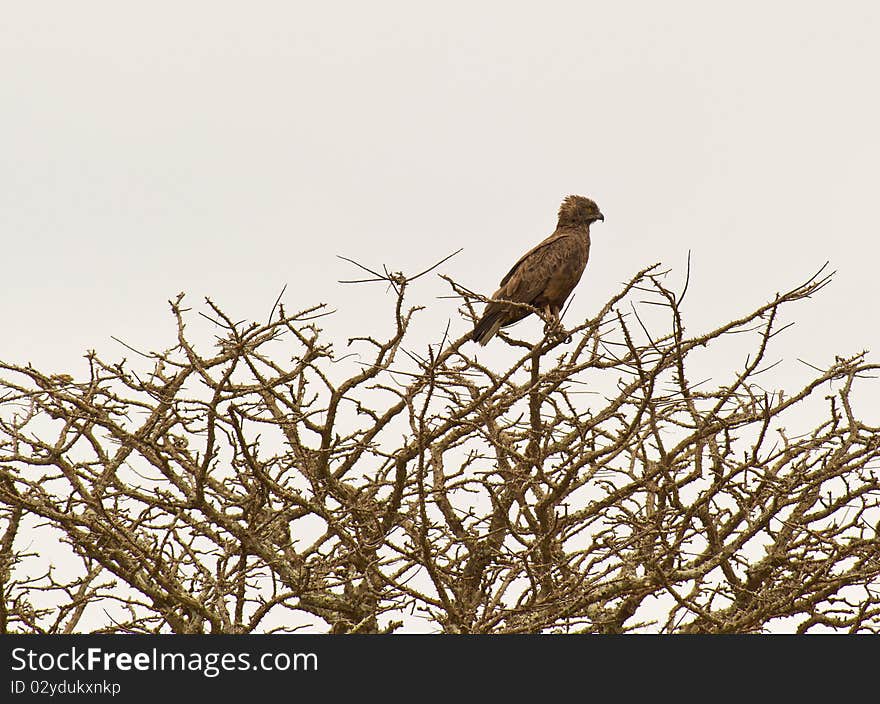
2,261,878,633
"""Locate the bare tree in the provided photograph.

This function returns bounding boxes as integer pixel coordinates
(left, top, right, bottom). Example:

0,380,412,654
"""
1,259,879,633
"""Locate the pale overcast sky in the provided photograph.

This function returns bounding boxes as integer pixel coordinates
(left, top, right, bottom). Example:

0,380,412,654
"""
2,2,878,390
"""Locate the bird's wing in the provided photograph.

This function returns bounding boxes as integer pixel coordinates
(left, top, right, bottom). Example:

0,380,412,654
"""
494,234,576,305
498,231,568,288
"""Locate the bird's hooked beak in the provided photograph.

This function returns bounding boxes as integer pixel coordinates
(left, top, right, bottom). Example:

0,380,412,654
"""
596,212,604,222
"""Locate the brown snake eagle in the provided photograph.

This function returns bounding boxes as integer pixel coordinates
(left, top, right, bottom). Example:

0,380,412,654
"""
471,195,604,345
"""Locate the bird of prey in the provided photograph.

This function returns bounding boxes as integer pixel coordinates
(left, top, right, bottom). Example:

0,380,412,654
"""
471,195,604,345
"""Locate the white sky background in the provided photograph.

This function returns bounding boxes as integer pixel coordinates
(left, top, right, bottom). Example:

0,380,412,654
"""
2,1,878,404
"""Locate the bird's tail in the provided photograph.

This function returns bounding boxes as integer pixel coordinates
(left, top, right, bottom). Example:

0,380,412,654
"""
471,308,505,346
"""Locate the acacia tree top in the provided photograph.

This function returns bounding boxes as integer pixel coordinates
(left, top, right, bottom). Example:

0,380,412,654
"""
1,260,878,633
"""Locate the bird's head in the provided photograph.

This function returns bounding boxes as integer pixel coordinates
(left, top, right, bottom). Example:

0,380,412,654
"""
558,195,604,228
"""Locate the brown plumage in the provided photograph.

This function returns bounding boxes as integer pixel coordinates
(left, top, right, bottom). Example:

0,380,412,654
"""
471,195,604,345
